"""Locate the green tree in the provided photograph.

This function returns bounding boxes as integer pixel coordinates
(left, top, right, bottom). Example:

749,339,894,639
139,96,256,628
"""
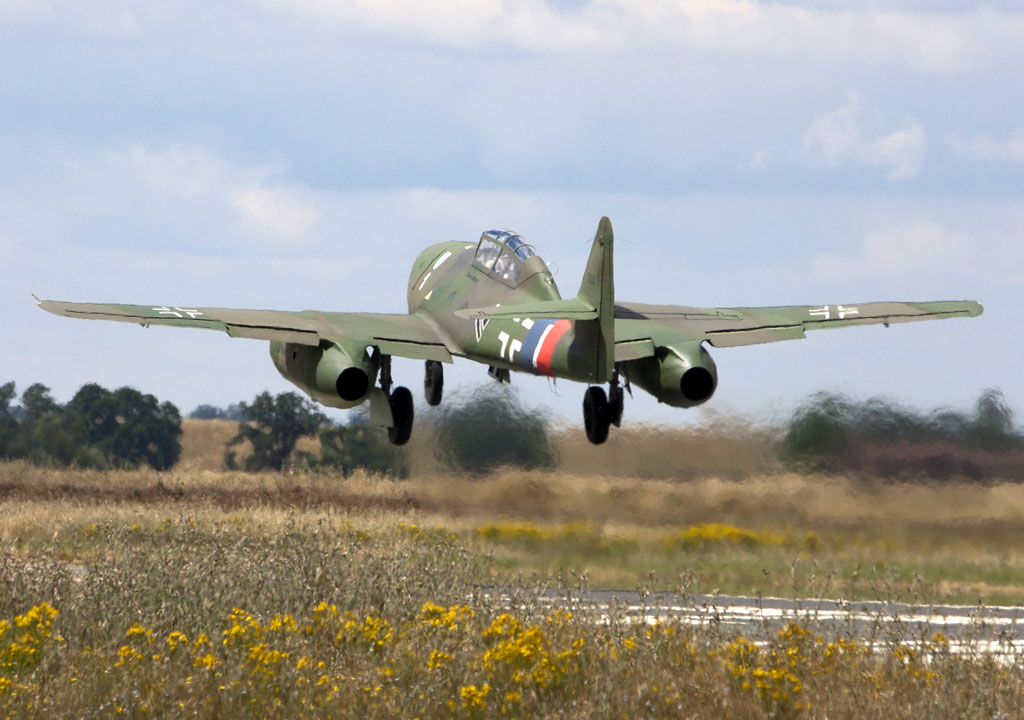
0,381,20,458
65,384,182,470
0,381,182,469
781,392,854,470
782,388,1024,478
433,383,555,476
16,383,65,463
225,391,328,471
189,404,224,420
189,403,245,421
966,389,1021,452
20,383,59,424
29,410,80,466
105,388,182,470
317,414,408,478
66,383,119,447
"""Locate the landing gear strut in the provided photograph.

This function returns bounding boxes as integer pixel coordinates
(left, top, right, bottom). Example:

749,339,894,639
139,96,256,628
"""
380,355,414,446
583,370,626,445
608,370,624,428
424,360,444,406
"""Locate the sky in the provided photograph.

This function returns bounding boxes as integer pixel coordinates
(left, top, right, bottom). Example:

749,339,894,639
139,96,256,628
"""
1,0,1022,430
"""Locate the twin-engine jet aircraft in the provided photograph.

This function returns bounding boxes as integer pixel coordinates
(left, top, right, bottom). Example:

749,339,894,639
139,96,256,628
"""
38,217,982,445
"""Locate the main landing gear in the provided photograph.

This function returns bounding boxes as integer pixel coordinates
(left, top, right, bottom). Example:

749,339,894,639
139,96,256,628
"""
379,355,413,446
583,369,626,445
424,359,444,406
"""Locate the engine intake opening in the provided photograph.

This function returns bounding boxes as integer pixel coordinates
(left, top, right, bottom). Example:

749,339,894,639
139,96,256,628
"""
336,367,370,401
680,367,715,402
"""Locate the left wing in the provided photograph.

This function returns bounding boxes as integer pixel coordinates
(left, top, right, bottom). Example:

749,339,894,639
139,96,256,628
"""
36,298,455,362
613,300,983,358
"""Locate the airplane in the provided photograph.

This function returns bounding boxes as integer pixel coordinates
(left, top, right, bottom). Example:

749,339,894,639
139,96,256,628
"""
37,217,982,446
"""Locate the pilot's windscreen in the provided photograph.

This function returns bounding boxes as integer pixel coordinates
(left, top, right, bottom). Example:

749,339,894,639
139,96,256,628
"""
474,241,501,270
493,251,517,281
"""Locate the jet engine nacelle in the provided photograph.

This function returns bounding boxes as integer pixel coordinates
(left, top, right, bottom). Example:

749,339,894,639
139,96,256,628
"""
627,341,718,408
270,340,378,409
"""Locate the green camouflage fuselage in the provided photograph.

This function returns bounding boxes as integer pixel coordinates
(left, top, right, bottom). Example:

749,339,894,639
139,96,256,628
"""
406,241,595,384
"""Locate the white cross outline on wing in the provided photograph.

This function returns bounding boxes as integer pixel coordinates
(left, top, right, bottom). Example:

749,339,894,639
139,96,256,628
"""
153,306,204,319
809,305,860,321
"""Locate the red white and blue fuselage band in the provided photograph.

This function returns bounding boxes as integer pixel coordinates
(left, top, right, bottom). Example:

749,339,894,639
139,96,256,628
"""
519,318,571,376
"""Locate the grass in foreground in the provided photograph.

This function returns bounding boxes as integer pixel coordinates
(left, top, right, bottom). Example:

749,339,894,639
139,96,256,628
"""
4,461,1024,604
1,514,1023,719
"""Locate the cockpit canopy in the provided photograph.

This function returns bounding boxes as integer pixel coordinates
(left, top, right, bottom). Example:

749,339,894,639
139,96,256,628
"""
473,230,538,285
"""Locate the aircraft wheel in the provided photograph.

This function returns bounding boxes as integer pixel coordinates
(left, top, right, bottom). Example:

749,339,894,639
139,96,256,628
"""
583,386,610,445
608,384,624,428
387,386,414,446
424,360,444,406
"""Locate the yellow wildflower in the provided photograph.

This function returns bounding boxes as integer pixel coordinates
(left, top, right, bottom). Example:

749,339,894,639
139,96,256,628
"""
460,683,491,710
166,632,189,651
194,653,218,669
428,649,453,671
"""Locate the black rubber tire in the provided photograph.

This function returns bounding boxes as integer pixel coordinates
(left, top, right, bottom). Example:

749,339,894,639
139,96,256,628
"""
583,386,611,445
424,360,444,406
387,386,414,446
608,384,624,428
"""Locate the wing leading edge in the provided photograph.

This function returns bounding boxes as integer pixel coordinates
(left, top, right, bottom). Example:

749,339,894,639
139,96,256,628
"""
613,299,983,358
36,299,455,363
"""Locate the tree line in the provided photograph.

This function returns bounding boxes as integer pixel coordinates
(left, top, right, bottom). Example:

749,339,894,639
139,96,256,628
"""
213,384,555,478
0,381,182,470
3,378,1023,481
783,388,1024,480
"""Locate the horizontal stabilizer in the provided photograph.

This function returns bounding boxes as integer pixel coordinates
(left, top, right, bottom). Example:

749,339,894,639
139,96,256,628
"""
454,297,598,321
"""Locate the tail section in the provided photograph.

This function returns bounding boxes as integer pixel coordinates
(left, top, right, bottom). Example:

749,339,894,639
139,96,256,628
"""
451,216,617,384
574,216,615,383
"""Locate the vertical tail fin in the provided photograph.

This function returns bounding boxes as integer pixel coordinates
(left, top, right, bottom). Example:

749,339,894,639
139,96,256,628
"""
575,216,615,383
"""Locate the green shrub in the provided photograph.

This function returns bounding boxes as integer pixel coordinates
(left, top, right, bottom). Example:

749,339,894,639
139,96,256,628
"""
316,416,408,478
433,384,555,475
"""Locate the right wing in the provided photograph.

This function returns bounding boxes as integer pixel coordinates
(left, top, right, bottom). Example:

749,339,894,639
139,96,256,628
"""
36,298,456,363
613,300,983,359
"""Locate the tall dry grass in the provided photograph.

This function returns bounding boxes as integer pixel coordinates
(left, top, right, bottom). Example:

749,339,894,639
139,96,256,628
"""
0,498,1022,718
3,460,1024,603
4,449,1024,716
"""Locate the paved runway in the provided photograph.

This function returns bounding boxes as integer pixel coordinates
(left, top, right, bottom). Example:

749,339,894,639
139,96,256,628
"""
488,589,1024,659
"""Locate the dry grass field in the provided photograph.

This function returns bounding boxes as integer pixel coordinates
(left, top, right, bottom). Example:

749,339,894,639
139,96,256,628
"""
2,420,1024,716
174,417,1024,603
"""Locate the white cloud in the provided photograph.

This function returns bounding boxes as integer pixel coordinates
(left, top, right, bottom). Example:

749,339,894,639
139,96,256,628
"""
802,93,926,180
862,219,961,272
859,123,927,181
106,145,319,246
266,0,607,51
115,145,258,200
812,218,967,281
235,188,318,239
947,131,1024,164
0,0,140,35
261,0,1022,72
748,149,774,170
0,0,46,22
